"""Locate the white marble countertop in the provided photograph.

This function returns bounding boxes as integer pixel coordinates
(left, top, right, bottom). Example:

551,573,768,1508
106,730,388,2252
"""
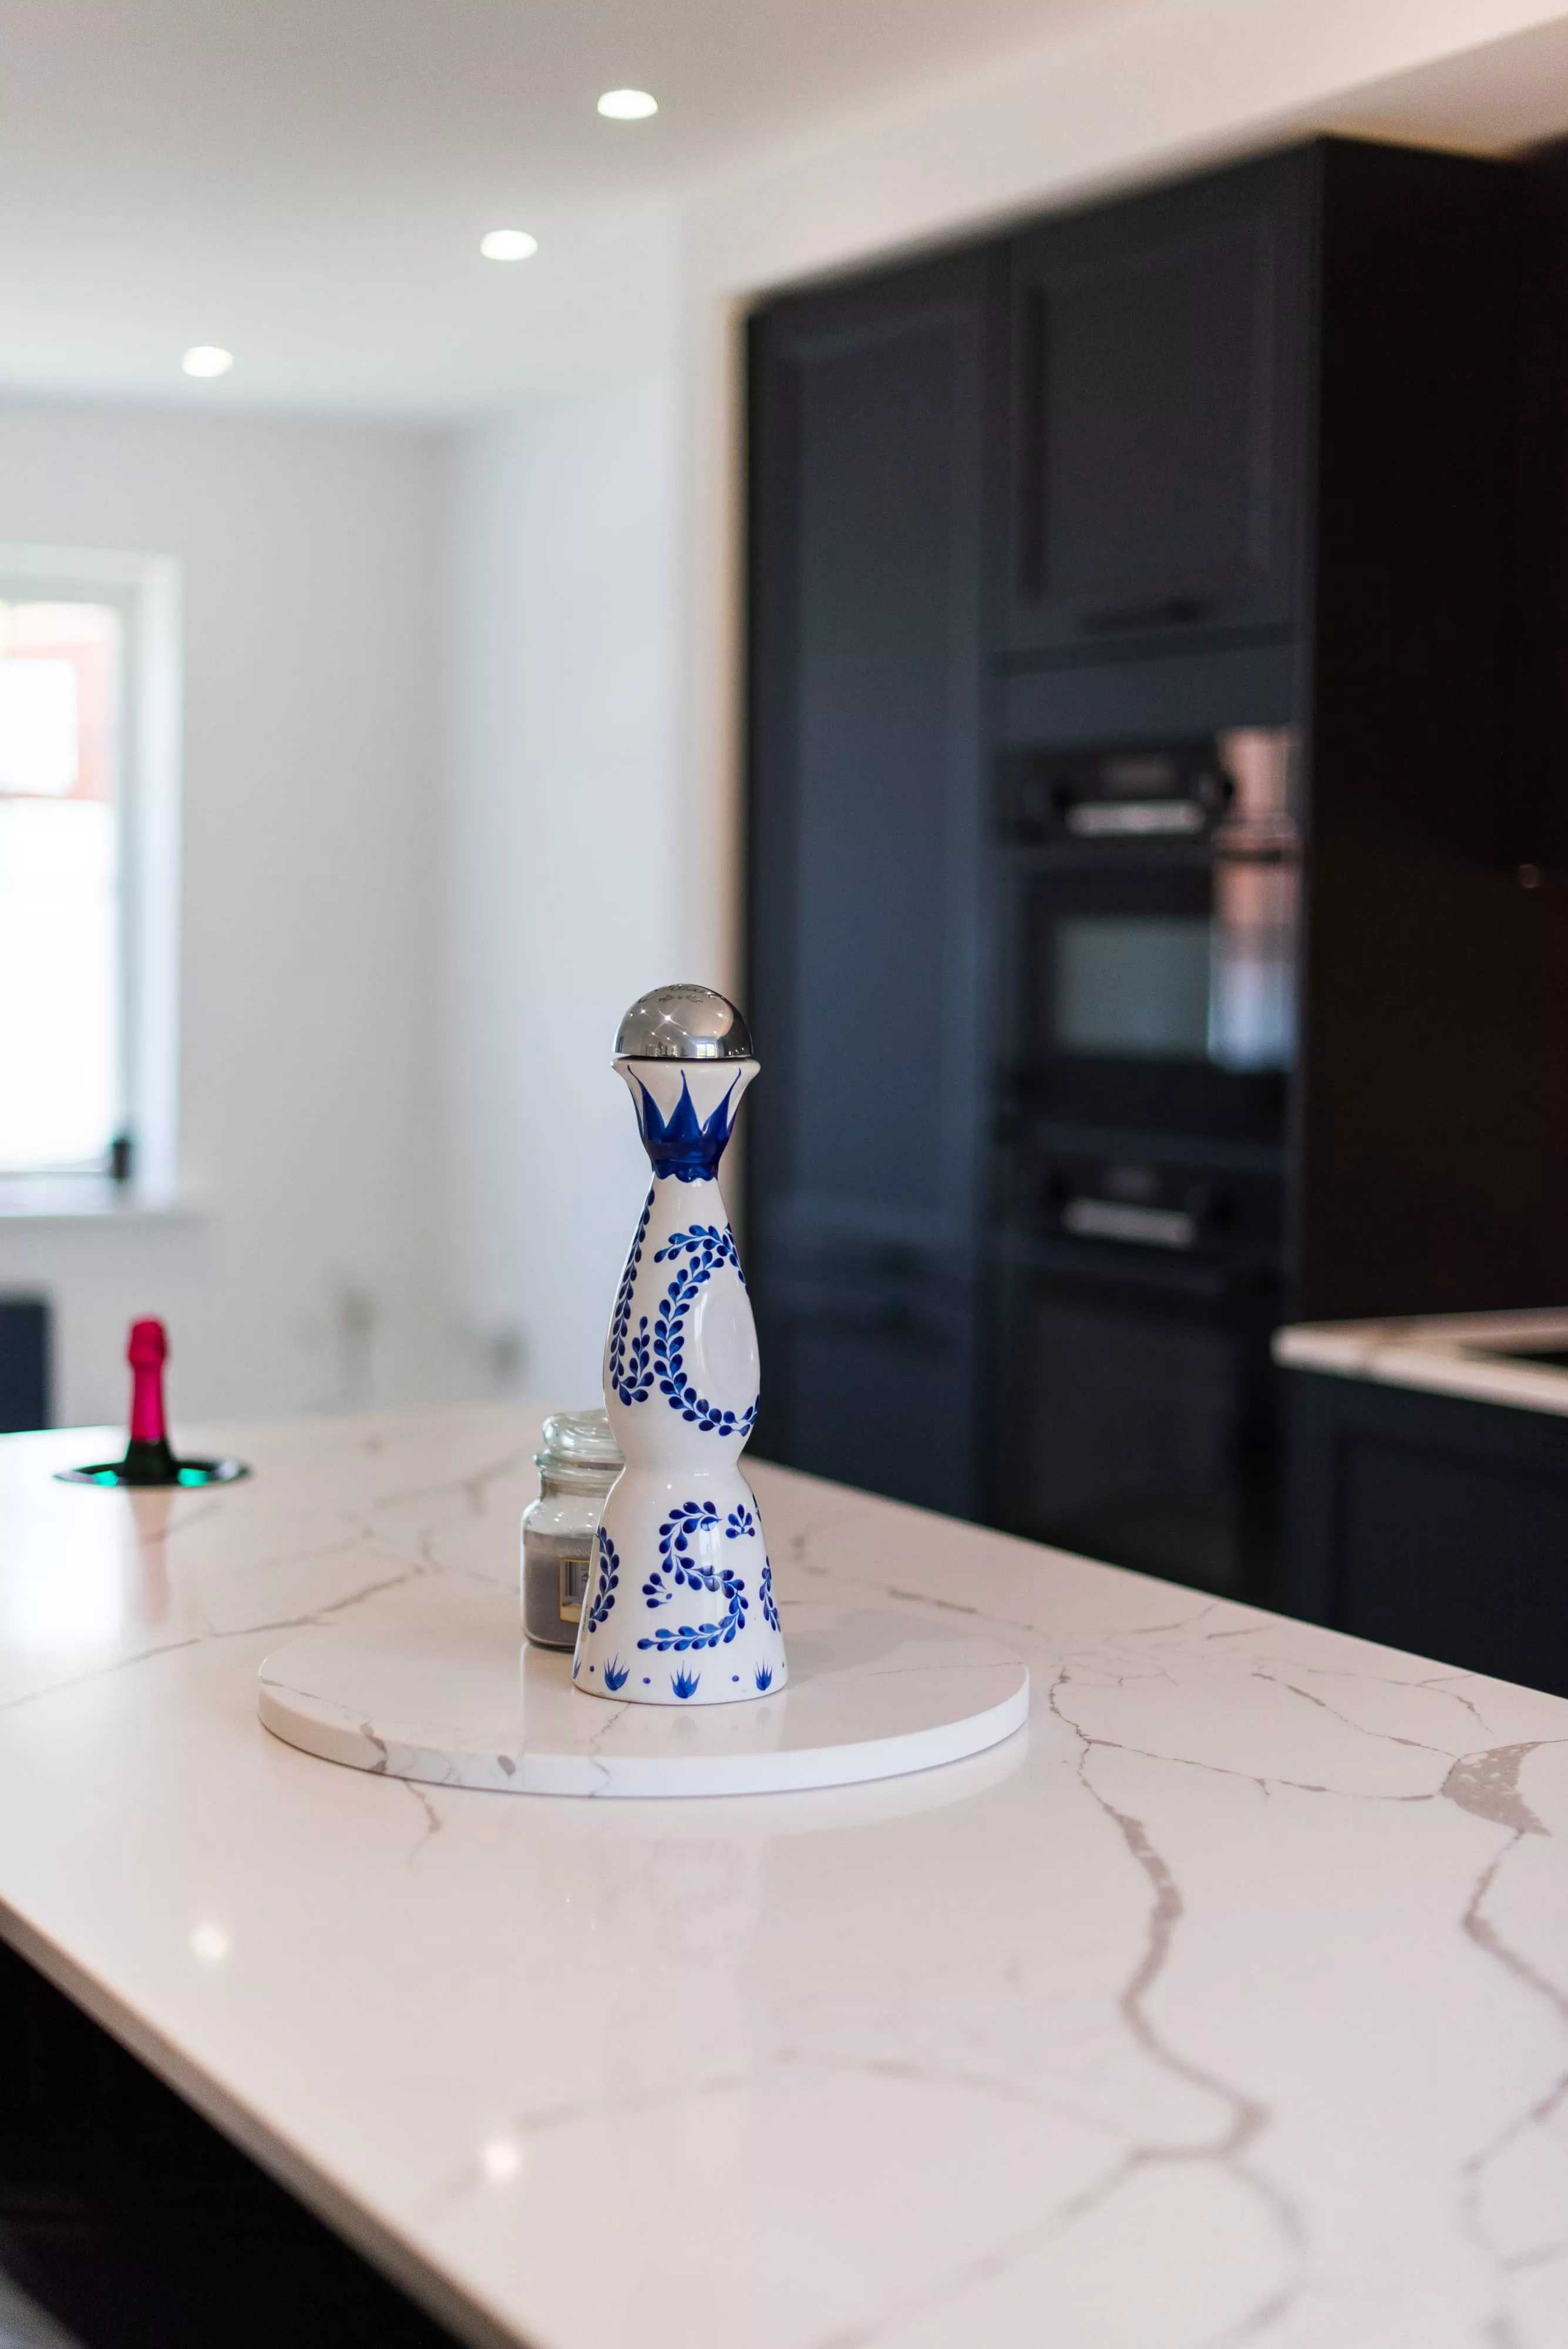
1275,1308,1568,1418
1,1406,1566,2349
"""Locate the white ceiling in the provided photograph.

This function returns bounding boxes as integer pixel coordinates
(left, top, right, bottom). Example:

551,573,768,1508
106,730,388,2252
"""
5,0,1568,423
0,0,1143,420
1323,10,1568,156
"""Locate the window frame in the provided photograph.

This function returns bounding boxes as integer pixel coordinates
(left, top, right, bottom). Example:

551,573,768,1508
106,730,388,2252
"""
0,545,181,1204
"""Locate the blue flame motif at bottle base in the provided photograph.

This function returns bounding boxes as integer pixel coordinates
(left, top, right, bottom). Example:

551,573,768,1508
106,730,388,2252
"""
630,1071,741,1182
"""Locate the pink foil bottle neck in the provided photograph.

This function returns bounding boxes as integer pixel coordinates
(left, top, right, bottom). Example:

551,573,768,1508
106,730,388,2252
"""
127,1319,169,1445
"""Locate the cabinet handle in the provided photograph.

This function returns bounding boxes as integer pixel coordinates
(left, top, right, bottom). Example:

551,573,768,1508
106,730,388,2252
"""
1078,595,1212,635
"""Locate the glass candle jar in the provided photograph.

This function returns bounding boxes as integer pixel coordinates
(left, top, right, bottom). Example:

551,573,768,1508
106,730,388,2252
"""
521,1409,624,1650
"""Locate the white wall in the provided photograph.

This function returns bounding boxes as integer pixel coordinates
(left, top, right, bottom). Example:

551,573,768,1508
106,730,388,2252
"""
441,369,686,1411
0,401,443,1428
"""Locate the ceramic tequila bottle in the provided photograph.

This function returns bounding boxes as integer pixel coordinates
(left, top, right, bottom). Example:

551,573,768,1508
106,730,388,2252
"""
573,985,786,1707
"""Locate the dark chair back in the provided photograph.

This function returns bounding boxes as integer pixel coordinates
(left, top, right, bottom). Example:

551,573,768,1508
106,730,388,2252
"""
0,1297,51,1432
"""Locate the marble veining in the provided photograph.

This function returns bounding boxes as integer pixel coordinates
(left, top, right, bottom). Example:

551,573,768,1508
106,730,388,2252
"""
0,1408,1565,2348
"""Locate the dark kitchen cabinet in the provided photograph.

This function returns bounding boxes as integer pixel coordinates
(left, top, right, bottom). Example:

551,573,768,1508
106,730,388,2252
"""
746,137,1563,1603
1506,134,1568,873
1004,151,1313,657
1284,1367,1568,1699
745,250,991,1515
0,1936,460,2346
0,1296,48,1432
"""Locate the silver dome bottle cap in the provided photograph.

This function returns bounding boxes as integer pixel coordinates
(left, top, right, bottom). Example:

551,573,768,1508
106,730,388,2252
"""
614,984,755,1061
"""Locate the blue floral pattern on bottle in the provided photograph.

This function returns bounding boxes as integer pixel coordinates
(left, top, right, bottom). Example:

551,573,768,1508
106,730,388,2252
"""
634,1497,760,1653
636,1568,748,1652
629,1494,765,1663
671,1667,702,1700
587,1526,620,1631
647,1224,759,1437
759,1556,779,1632
607,1189,655,1406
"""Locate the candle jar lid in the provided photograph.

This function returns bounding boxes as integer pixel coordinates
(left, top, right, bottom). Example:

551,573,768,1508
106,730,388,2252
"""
535,1408,623,1492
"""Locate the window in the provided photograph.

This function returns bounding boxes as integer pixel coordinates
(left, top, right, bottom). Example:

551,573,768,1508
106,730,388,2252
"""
0,600,123,1169
0,551,180,1200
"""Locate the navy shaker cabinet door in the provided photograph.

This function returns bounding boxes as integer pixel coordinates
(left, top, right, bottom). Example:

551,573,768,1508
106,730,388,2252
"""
745,251,991,1516
1284,1369,1568,1700
1003,150,1312,658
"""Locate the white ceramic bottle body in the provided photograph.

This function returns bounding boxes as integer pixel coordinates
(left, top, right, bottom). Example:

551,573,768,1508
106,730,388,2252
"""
572,1058,786,1708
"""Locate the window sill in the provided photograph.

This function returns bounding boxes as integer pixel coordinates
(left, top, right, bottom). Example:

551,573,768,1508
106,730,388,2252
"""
0,1177,201,1224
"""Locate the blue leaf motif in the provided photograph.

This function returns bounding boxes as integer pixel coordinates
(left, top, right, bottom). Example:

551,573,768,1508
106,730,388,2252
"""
636,1510,748,1652
587,1526,620,1631
642,1224,758,1440
607,1190,655,1406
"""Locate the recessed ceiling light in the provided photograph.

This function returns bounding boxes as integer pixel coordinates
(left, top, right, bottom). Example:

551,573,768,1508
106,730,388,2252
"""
182,345,233,379
597,88,658,120
480,2136,523,2185
479,229,539,262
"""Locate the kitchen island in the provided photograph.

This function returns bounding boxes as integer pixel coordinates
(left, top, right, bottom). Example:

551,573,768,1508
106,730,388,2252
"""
0,1405,1564,2349
1277,1310,1568,1699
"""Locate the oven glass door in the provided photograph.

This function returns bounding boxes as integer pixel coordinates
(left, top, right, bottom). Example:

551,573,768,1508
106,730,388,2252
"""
1017,859,1296,1142
995,1258,1281,1595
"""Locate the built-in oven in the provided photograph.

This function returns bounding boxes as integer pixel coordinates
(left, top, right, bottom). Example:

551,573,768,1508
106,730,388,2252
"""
992,1242,1284,1593
1001,729,1299,1142
988,729,1298,1597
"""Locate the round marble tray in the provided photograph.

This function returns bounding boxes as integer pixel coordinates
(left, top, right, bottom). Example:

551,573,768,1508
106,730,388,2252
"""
257,1597,1029,1798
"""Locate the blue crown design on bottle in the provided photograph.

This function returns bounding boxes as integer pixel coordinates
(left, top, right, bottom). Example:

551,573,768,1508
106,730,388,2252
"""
630,1072,742,1182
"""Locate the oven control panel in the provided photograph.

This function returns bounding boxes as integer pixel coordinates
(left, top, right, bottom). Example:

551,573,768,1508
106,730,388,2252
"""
1001,742,1229,843
1001,729,1299,850
1020,1147,1286,1267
